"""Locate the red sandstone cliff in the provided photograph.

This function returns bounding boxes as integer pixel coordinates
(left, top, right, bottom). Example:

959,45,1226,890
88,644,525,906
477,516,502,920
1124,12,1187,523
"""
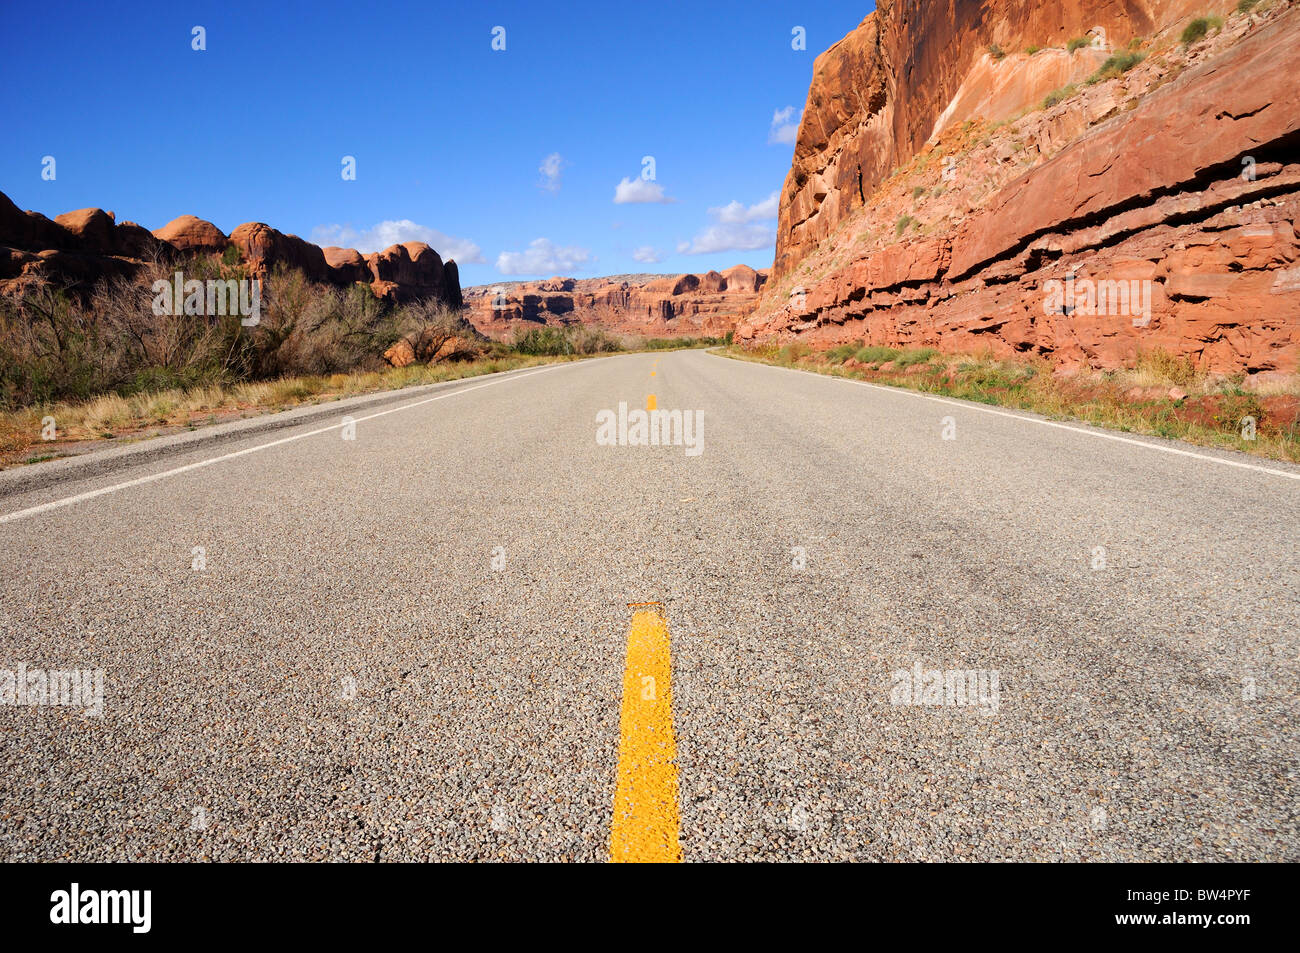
741,0,1298,374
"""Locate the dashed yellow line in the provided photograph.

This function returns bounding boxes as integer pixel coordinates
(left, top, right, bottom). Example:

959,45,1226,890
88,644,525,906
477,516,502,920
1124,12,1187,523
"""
646,393,657,410
610,605,681,863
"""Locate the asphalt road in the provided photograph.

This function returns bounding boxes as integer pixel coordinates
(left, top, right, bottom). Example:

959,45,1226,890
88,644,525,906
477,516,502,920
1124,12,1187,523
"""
1,349,1296,861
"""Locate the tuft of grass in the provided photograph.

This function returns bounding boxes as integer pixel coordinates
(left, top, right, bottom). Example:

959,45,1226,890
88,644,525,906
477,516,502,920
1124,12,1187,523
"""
912,186,928,201
895,214,916,237
855,345,901,364
1042,83,1078,109
988,43,1006,60
1067,36,1091,53
1025,44,1041,55
1133,348,1200,387
826,342,863,364
894,347,938,369
1237,0,1259,11
1087,49,1146,84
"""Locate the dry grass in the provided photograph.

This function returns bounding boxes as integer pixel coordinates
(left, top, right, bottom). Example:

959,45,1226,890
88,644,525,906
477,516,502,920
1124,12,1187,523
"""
0,353,579,465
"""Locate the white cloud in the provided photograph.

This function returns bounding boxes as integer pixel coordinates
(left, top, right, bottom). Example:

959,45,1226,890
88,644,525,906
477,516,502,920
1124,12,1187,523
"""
768,105,802,145
678,191,780,254
539,152,566,192
613,177,672,204
496,238,594,275
711,191,779,224
631,246,663,264
310,220,485,263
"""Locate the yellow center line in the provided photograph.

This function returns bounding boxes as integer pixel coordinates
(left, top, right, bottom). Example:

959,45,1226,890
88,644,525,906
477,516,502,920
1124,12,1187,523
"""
646,393,657,410
610,606,681,863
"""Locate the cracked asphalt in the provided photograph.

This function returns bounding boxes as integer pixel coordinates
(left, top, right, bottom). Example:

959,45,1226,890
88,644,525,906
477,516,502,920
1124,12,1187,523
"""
1,349,1296,861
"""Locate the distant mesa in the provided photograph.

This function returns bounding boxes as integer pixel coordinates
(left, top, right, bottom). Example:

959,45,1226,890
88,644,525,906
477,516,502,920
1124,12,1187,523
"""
462,263,766,339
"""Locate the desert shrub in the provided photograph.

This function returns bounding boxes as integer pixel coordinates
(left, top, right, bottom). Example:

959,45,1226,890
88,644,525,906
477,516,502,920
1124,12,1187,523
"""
1181,16,1222,45
776,342,810,365
854,345,901,364
895,214,915,237
511,326,571,356
826,342,862,364
1067,36,1091,53
988,43,1006,60
894,347,938,368
1135,348,1200,386
1087,50,1146,84
1236,0,1258,11
0,255,451,409
1025,44,1041,55
1042,84,1079,109
570,325,625,354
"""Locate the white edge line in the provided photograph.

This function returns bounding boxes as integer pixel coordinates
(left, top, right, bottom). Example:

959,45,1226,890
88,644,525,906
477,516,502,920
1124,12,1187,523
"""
722,353,1300,482
0,361,582,525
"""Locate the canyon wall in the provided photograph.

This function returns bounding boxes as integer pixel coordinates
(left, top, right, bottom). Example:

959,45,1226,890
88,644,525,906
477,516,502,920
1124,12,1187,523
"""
743,0,1299,374
463,264,766,340
776,0,1226,278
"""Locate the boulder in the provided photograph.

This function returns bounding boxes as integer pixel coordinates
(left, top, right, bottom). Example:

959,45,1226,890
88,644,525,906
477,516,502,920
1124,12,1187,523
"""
152,214,228,253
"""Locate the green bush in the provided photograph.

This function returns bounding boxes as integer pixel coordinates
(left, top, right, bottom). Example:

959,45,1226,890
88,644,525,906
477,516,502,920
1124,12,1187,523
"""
895,214,915,237
1067,36,1091,53
1237,0,1259,11
1087,49,1146,84
1025,44,1041,55
1181,16,1222,45
511,326,575,355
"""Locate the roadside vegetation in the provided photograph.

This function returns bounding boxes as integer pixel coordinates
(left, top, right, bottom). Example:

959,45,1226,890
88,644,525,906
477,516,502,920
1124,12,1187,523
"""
723,342,1300,464
0,261,725,466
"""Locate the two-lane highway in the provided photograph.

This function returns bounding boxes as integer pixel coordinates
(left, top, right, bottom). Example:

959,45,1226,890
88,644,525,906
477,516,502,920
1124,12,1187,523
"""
1,349,1296,861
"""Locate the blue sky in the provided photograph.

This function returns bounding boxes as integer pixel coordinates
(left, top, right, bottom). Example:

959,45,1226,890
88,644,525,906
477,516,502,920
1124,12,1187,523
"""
0,1,871,286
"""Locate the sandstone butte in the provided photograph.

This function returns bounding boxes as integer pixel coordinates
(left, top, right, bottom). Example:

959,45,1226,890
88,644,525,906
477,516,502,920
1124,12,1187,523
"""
0,195,463,312
738,0,1300,375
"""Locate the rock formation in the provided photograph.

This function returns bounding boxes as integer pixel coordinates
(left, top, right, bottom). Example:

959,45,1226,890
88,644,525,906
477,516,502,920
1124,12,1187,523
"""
152,214,228,254
0,192,463,312
741,0,1300,375
464,263,765,339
